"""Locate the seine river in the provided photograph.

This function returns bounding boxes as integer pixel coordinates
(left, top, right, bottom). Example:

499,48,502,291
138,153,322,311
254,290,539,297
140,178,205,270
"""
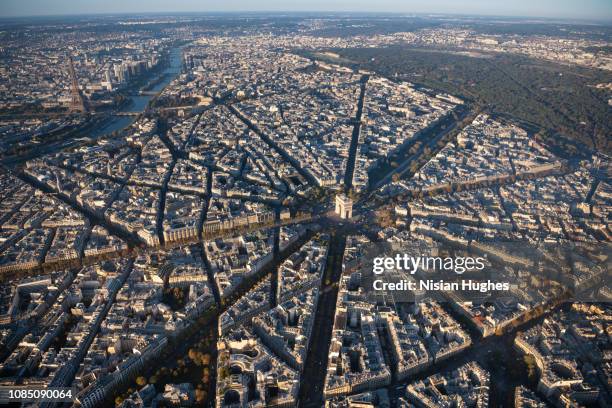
88,45,184,138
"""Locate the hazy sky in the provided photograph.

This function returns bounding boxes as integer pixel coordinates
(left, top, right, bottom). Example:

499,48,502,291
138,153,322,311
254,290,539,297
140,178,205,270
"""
2,0,611,21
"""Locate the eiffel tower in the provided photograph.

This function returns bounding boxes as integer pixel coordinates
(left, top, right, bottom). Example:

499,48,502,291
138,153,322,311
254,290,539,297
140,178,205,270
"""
68,56,88,113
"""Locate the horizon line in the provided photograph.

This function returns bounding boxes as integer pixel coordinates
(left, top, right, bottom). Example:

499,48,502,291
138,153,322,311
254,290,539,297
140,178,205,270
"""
1,10,611,25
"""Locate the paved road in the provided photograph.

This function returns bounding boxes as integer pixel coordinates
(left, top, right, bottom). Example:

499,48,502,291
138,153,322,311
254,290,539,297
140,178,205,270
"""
13,168,144,247
369,105,476,192
377,300,567,407
343,75,369,193
298,232,347,408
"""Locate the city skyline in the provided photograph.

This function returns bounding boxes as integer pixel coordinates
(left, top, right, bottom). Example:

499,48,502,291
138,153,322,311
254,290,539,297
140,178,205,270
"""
2,0,612,21
0,10,609,408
